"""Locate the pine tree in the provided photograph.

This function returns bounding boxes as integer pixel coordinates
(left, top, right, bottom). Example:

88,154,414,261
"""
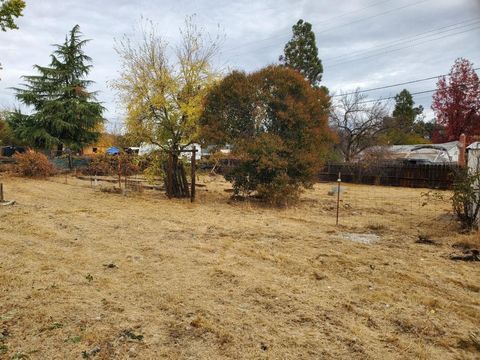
381,89,425,145
392,89,423,130
280,19,323,87
9,25,104,152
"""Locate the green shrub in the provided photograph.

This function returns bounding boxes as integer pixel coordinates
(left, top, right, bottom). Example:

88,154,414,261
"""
452,168,480,230
256,173,301,206
143,152,166,184
224,135,302,205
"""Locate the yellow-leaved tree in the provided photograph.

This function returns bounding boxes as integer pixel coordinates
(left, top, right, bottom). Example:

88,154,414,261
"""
112,17,221,197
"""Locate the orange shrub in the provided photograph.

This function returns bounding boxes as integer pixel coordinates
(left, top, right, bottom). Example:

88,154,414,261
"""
14,150,56,178
85,153,140,176
85,154,114,176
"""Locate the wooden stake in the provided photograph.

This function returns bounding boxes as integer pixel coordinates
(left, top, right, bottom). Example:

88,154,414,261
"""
167,153,173,198
124,158,128,190
0,183,3,202
191,146,196,203
180,162,189,197
118,157,122,189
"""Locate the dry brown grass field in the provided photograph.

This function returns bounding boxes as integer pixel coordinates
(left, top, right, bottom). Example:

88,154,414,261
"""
0,174,479,359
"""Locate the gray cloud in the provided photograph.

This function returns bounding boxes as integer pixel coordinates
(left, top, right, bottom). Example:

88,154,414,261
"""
1,0,479,128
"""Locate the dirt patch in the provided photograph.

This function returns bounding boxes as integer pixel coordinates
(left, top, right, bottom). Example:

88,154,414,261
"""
339,232,380,244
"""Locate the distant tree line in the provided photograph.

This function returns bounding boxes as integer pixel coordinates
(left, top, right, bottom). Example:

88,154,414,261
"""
1,15,479,204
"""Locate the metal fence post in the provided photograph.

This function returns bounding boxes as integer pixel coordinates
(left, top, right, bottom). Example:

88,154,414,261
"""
336,172,341,226
191,146,196,203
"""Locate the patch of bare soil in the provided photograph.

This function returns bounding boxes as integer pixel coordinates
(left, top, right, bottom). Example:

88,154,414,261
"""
0,175,478,359
339,232,380,244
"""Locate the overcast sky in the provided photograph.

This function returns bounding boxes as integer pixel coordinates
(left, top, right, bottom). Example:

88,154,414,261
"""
1,0,479,130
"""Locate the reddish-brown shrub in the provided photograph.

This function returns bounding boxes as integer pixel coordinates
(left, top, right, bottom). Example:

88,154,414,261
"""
201,66,334,206
85,153,140,177
0,163,15,173
14,150,56,177
85,154,114,176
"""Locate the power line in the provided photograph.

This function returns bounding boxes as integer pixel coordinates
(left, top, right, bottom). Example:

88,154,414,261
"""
357,89,437,104
310,0,397,26
324,18,480,63
221,9,479,79
191,1,300,28
317,0,431,36
222,0,431,55
220,0,397,54
356,82,480,104
332,67,480,97
326,25,480,68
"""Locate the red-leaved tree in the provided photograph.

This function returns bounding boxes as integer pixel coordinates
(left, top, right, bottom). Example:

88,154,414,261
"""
432,58,480,143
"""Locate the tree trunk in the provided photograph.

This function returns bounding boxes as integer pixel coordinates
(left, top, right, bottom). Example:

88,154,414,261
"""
56,143,64,157
165,151,190,198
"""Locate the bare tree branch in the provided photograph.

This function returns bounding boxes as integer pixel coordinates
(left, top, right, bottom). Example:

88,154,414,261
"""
330,89,390,161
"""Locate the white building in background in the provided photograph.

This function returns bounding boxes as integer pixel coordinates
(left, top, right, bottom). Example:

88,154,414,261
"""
399,141,460,164
359,141,461,164
466,142,480,227
138,142,202,161
201,144,232,157
467,142,480,172
138,143,161,156
179,143,202,161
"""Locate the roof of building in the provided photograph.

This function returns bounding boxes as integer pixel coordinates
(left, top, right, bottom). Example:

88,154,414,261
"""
467,142,480,150
360,141,460,164
386,141,458,153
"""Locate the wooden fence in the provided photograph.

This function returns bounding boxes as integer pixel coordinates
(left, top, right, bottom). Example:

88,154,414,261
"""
318,162,461,190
